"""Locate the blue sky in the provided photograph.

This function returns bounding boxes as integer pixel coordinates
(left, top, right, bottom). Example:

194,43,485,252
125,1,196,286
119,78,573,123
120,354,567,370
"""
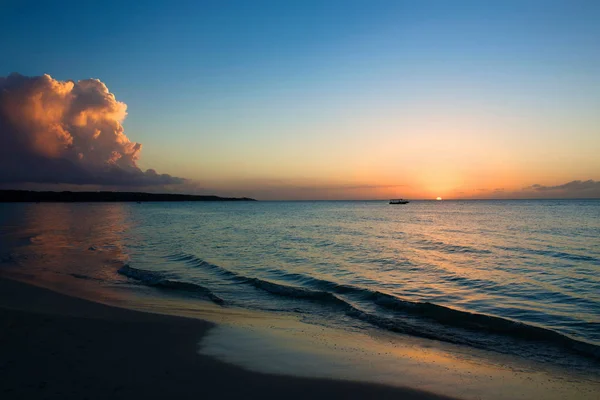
1,0,599,199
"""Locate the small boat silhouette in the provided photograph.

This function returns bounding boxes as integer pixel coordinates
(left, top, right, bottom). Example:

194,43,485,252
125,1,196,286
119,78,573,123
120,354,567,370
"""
389,199,409,204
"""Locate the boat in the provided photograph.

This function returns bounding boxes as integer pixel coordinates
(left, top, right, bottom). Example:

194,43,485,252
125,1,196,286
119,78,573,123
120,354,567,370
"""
389,199,409,204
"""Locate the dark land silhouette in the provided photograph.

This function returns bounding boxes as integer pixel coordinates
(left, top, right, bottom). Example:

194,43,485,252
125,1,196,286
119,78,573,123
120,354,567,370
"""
0,190,256,203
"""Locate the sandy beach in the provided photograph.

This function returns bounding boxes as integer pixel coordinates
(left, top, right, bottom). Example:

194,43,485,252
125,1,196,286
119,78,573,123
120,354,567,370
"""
0,278,457,399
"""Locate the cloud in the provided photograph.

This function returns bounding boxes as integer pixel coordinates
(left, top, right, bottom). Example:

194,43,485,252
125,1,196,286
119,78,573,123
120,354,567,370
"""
458,181,600,200
525,180,600,195
487,180,600,199
0,73,184,186
521,180,600,198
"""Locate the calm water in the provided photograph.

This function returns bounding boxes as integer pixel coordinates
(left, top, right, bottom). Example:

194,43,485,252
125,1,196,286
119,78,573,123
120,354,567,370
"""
1,200,599,371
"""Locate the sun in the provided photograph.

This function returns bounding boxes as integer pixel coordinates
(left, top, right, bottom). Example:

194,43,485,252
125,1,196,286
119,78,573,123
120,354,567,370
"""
436,197,442,201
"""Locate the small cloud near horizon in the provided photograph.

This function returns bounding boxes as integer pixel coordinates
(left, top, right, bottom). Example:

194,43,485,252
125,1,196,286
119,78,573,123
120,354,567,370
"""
0,73,184,187
463,180,600,200
525,180,600,195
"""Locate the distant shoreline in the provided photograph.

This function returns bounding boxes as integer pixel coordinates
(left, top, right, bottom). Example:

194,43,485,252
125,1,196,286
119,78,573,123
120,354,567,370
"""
0,190,256,203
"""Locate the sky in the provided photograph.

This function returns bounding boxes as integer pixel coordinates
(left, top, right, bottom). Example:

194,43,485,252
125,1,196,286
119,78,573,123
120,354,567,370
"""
1,0,599,199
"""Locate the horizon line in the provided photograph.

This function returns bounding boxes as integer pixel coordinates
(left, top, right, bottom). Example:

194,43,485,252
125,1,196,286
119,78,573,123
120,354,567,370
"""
3,189,600,202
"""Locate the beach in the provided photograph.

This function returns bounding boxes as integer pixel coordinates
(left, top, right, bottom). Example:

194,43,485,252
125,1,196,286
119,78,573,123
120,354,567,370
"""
0,278,455,400
1,201,599,400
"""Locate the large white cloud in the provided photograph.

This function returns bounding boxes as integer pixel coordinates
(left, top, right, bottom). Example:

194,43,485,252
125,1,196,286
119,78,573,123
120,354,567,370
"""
0,73,184,186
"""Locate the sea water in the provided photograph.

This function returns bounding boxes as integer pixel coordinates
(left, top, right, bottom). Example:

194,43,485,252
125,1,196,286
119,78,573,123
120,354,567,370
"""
1,200,599,378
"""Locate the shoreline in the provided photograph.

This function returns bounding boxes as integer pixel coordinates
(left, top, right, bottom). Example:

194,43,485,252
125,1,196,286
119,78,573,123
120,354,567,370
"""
0,190,257,202
0,277,456,400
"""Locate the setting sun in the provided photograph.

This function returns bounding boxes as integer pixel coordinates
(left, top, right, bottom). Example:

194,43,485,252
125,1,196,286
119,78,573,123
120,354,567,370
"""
436,197,443,201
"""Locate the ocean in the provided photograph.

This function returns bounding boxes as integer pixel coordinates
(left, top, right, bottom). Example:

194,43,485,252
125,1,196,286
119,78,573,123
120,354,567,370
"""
1,200,599,380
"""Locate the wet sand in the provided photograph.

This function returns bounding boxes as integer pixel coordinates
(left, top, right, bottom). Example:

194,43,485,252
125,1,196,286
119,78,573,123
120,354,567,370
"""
0,278,457,399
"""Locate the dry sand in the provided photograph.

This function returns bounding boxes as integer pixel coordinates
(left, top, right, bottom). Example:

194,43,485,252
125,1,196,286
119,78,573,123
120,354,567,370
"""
0,278,457,399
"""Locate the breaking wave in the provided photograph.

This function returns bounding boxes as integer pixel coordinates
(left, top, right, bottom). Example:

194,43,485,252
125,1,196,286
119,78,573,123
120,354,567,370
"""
118,265,224,305
167,252,600,361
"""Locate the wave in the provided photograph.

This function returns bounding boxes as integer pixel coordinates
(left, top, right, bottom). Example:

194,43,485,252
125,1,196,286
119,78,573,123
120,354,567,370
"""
165,253,348,306
277,273,600,356
242,277,349,307
168,252,600,361
118,265,224,305
415,238,492,255
69,273,105,282
497,245,600,265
